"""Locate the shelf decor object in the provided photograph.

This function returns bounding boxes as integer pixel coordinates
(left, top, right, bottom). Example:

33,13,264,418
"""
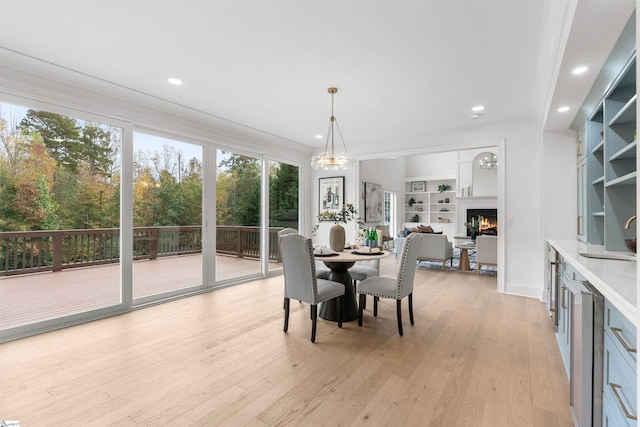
411,181,426,192
311,87,351,170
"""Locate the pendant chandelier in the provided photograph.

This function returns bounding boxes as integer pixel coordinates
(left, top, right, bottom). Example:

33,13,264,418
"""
311,87,351,170
479,153,498,171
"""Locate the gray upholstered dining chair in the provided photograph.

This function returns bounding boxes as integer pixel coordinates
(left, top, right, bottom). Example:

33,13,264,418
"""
278,228,331,279
356,233,423,336
349,259,380,309
278,233,345,342
350,259,380,283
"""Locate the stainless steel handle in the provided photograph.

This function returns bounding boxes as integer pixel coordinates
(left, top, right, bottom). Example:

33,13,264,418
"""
610,383,638,420
610,327,637,353
561,286,567,310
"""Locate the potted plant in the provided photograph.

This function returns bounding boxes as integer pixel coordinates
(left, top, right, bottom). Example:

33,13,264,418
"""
438,184,452,193
408,197,416,208
313,203,361,252
464,216,481,240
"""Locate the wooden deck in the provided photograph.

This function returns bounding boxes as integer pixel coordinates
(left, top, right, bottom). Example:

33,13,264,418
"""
0,255,280,329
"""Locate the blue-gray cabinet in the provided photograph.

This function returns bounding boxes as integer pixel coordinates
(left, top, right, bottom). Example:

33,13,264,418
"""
602,300,637,426
582,55,636,251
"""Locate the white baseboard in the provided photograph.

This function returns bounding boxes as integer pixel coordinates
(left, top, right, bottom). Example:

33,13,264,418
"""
504,281,542,299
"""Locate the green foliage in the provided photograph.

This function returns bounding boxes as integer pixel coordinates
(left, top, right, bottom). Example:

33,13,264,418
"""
216,153,261,226
19,110,82,172
269,162,299,228
317,203,359,224
1,106,299,234
312,203,361,235
35,174,60,230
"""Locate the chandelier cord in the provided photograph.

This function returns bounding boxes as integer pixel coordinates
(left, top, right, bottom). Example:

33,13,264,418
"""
329,90,335,156
311,87,351,169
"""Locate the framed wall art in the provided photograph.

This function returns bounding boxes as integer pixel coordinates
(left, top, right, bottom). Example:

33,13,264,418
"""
364,182,383,222
411,181,426,192
319,176,344,215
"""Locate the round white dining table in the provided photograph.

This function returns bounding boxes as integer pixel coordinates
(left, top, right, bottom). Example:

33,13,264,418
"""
316,249,391,322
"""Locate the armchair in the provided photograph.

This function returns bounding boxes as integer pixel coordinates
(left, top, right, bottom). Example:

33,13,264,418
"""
476,235,497,273
416,234,453,270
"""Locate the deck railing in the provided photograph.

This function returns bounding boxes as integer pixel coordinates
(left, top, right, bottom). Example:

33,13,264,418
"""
0,226,284,276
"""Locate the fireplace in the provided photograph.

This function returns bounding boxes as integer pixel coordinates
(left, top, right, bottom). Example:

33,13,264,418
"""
467,209,497,236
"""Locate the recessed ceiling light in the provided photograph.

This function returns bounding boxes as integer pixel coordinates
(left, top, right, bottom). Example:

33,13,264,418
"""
471,105,485,112
167,77,183,85
315,134,323,139
558,106,570,113
572,66,589,75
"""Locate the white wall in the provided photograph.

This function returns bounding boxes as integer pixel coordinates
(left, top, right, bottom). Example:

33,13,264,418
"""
406,151,458,177
541,129,577,302
542,130,578,242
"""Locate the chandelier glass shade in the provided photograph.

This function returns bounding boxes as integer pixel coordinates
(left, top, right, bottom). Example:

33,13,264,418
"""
479,153,498,171
311,87,351,170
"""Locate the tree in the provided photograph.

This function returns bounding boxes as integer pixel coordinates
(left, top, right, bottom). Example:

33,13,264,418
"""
19,109,82,172
80,123,116,176
217,153,261,226
269,162,299,227
133,146,202,227
11,140,59,230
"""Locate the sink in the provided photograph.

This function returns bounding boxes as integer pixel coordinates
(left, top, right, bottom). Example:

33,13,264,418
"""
579,252,637,262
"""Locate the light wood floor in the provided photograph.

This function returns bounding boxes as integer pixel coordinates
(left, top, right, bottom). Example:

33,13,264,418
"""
0,257,573,426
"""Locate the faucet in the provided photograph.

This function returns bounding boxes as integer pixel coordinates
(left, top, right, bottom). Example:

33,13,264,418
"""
625,215,636,229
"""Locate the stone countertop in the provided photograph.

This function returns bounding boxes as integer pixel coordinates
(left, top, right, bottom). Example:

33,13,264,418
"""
548,239,637,325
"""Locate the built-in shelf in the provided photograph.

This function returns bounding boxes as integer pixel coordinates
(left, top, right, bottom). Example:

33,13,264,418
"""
609,140,636,161
605,171,637,187
582,55,636,251
405,177,457,242
592,139,605,154
609,94,637,126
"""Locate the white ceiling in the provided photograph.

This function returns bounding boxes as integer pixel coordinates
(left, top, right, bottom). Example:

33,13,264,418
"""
0,1,636,154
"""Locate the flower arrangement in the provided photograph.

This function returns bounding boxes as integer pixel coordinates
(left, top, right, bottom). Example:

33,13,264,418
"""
312,203,362,235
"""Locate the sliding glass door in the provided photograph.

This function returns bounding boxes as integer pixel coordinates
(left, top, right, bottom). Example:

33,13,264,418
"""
0,100,304,340
215,150,262,281
0,102,122,329
268,160,299,272
132,132,203,301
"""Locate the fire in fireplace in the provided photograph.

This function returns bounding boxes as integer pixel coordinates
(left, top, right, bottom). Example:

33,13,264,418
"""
466,209,497,236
